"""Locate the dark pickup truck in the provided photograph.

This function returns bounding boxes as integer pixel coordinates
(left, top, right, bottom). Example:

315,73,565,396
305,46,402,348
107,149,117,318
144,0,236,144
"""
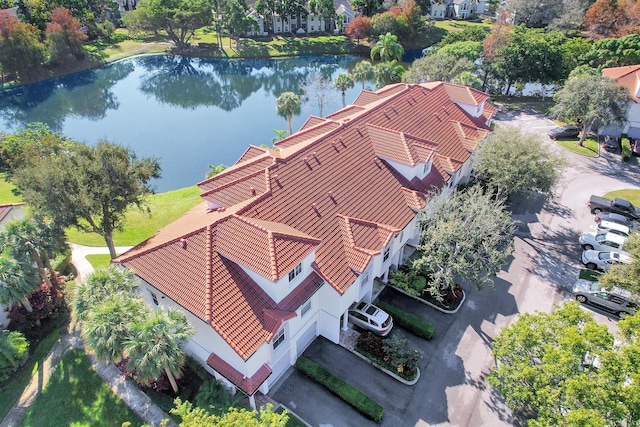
588,195,640,219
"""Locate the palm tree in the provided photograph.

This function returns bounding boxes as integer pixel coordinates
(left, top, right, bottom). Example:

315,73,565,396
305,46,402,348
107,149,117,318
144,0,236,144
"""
82,294,146,362
73,267,139,322
334,73,355,107
374,60,406,88
276,92,302,135
125,309,194,394
205,163,227,179
0,218,59,287
0,252,40,313
370,32,404,63
352,61,374,90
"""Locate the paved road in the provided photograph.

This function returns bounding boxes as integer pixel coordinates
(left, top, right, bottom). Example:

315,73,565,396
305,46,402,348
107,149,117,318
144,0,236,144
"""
271,109,639,426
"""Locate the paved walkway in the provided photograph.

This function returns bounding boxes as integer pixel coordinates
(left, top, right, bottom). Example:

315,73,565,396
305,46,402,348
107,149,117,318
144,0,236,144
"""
1,244,177,427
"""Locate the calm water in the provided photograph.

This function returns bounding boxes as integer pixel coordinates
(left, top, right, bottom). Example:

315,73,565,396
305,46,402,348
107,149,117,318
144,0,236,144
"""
0,54,369,192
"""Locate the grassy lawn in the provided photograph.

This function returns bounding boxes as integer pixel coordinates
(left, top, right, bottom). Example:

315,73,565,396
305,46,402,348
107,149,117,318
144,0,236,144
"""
0,328,63,421
86,254,113,269
490,95,554,114
65,186,202,247
603,189,640,206
433,19,493,32
0,173,23,204
555,136,599,157
18,349,145,427
579,269,602,281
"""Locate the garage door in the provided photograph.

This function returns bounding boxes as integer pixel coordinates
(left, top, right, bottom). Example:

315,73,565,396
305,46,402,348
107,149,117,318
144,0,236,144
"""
296,322,317,356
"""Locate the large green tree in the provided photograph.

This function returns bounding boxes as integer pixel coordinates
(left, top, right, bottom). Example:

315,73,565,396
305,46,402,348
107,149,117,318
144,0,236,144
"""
45,7,87,65
579,34,640,69
122,0,213,54
13,141,161,259
549,74,630,146
413,186,515,297
473,126,565,198
402,52,475,84
276,91,302,135
490,302,640,426
370,32,404,62
73,267,140,321
125,309,194,394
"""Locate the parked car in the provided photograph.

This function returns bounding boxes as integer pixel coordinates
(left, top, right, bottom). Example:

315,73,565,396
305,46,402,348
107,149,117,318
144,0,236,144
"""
588,195,640,220
601,135,621,153
348,302,393,336
595,212,640,230
548,125,580,140
579,231,627,252
581,250,632,271
595,220,631,237
573,279,637,317
632,139,640,156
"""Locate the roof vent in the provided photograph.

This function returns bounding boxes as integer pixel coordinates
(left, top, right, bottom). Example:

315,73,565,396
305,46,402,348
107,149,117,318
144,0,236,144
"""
313,151,318,159
303,157,309,164
383,110,390,119
356,126,362,136
179,238,187,249
312,203,318,212
391,104,397,114
250,186,256,195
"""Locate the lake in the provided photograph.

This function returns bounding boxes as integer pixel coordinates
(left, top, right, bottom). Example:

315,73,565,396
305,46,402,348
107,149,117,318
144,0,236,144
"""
0,54,369,192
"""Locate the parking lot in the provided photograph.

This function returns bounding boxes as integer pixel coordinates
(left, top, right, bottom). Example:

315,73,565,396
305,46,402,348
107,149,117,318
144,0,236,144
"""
270,110,640,426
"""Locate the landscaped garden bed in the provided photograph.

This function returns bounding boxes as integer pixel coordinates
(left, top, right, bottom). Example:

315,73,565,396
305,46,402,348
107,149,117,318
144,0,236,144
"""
354,332,422,384
388,266,465,313
295,356,384,422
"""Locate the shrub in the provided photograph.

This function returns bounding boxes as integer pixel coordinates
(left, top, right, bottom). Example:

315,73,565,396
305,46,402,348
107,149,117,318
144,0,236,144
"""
622,137,631,161
0,330,29,381
382,334,423,377
355,332,422,381
195,379,245,416
375,301,434,340
295,356,383,422
9,281,66,330
389,269,426,296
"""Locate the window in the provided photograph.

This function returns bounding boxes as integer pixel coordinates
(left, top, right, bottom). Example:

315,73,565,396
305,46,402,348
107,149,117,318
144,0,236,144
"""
361,274,369,286
288,262,302,282
273,328,286,349
149,291,159,306
301,301,311,317
383,247,390,261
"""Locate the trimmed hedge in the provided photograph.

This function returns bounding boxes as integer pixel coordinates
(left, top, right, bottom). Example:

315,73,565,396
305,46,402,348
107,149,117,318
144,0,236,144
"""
294,357,383,422
376,301,435,340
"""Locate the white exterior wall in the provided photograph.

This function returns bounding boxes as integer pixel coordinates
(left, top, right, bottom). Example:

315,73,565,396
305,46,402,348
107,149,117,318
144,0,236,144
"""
430,4,446,18
381,157,432,182
235,251,316,304
625,102,640,136
454,100,484,118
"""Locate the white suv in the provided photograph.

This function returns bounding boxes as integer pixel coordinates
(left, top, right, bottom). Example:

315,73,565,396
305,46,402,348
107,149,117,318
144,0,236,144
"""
581,250,632,271
579,231,627,252
595,221,631,237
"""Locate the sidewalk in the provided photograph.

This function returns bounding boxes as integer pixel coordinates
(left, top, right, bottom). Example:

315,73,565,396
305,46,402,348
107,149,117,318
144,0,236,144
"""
1,244,177,427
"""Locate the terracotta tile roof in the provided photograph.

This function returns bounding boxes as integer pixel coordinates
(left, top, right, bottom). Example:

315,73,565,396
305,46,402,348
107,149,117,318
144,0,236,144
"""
200,169,269,208
273,121,340,149
325,105,366,120
366,124,437,166
116,82,494,361
197,156,274,192
0,203,24,223
217,215,321,281
237,146,269,163
444,83,489,106
206,353,272,395
353,83,407,106
603,65,640,103
299,115,328,131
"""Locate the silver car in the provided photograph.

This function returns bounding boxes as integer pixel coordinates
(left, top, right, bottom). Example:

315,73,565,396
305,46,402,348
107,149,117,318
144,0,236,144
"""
348,302,393,336
573,279,637,318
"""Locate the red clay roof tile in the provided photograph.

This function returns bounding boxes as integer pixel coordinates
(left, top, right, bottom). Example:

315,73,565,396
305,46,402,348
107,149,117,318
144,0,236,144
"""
116,82,495,360
206,353,272,395
603,65,640,103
